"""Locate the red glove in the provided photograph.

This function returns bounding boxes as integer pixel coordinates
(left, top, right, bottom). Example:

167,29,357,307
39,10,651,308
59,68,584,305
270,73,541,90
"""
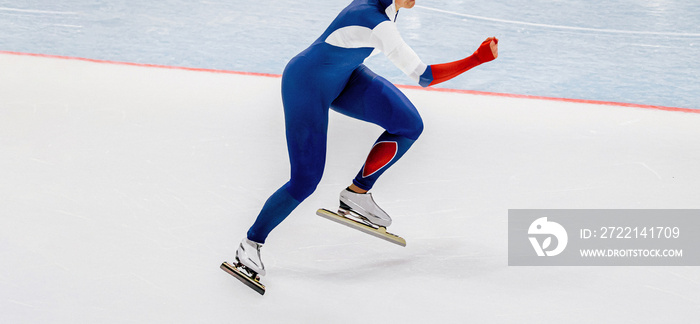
474,37,499,63
425,37,498,87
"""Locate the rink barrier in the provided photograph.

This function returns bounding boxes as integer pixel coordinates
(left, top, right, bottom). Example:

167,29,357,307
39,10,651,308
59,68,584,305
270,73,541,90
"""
2,50,697,114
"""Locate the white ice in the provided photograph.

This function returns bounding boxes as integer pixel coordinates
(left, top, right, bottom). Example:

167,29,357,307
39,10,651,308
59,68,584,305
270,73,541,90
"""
1,53,699,323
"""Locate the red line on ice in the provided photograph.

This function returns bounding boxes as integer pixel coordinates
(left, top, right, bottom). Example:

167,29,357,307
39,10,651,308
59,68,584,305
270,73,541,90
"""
0,50,280,78
2,50,697,114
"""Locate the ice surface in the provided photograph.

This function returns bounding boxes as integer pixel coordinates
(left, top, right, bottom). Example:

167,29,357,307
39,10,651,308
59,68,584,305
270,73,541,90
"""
0,0,699,108
1,52,699,323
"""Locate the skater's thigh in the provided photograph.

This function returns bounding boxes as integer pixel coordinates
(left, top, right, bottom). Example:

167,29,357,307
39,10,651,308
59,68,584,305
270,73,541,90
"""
281,59,330,154
330,65,376,121
284,104,328,178
331,65,423,139
281,74,330,199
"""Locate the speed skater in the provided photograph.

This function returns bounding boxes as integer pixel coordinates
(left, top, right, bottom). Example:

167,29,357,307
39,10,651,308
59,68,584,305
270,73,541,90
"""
232,0,498,277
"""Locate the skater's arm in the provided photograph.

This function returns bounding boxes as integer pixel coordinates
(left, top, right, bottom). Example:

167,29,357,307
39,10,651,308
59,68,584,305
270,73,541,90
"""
419,37,499,87
370,21,428,84
371,22,498,88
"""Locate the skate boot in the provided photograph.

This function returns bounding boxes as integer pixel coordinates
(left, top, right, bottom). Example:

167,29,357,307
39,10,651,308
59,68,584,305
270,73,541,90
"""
338,188,392,227
235,238,266,277
220,237,267,295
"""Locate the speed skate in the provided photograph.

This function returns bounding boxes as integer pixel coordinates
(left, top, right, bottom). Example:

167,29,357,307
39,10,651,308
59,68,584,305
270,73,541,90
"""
220,261,266,295
316,208,406,246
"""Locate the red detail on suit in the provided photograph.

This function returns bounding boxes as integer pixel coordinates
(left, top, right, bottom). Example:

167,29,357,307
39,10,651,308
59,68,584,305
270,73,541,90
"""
362,141,398,178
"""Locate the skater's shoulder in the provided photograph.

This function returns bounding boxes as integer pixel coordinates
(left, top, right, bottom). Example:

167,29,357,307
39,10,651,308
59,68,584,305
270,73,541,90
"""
338,0,392,26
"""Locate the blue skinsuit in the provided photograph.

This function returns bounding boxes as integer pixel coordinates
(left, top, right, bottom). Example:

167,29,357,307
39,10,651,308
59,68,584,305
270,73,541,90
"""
247,0,432,243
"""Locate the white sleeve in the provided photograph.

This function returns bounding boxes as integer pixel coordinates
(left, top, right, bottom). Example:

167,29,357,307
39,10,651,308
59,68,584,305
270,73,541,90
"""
370,21,427,83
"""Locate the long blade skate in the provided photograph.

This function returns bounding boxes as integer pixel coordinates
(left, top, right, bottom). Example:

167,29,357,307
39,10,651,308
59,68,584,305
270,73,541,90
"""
316,208,406,247
220,261,266,295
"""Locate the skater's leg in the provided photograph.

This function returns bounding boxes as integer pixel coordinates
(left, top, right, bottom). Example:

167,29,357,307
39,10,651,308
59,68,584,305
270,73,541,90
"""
246,183,300,244
246,114,328,243
247,61,330,244
246,120,328,243
331,65,424,191
351,131,417,191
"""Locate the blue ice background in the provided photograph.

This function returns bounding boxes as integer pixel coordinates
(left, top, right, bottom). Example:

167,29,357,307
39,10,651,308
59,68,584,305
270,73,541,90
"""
1,0,699,109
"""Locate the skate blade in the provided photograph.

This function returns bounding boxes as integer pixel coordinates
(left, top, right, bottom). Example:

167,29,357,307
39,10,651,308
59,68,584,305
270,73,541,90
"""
337,208,377,228
220,262,266,295
316,208,406,247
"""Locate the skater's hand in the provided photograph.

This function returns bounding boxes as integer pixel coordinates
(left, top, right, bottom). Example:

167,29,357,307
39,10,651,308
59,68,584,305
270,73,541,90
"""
474,37,498,63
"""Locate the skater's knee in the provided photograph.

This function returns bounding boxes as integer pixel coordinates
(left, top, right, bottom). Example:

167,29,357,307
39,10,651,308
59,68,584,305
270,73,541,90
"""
391,114,423,140
407,116,424,140
287,170,323,201
287,182,319,202
383,96,423,140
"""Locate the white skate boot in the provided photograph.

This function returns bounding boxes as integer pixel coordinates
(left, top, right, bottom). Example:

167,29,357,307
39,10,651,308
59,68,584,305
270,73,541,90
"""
220,237,267,295
316,189,405,246
235,238,266,276
338,188,392,227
